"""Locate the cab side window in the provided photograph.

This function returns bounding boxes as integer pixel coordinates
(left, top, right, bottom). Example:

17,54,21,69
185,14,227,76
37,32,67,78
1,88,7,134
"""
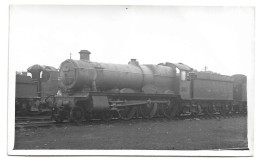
41,71,50,82
176,68,180,76
181,71,186,81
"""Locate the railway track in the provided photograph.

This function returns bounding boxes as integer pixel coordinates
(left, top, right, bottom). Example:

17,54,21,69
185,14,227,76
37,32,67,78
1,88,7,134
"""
15,116,52,122
15,111,247,129
15,120,70,129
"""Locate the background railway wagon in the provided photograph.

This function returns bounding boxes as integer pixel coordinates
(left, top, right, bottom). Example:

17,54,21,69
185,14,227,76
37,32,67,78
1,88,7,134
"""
15,65,59,115
15,73,39,113
232,74,247,112
232,74,247,102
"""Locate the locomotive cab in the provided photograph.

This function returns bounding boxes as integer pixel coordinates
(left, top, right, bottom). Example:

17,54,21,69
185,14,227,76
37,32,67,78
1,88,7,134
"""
164,62,193,100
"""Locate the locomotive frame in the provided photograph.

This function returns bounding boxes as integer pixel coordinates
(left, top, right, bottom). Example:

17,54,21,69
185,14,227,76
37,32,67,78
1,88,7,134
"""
47,50,247,123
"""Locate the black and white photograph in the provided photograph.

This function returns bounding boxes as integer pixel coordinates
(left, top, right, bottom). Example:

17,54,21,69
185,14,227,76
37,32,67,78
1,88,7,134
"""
7,5,254,156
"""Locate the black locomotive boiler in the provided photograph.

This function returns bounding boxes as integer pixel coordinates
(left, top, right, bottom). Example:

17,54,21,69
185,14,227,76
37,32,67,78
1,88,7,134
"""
49,50,247,122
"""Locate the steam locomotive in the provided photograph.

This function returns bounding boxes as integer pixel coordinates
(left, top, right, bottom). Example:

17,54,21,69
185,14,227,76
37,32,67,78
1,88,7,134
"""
48,50,247,122
15,65,59,115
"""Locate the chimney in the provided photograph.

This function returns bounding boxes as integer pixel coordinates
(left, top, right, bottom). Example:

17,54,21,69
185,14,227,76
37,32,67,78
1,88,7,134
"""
128,59,139,66
79,50,91,61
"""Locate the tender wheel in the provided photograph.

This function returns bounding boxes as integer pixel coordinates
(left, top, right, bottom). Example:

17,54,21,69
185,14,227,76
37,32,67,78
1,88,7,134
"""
140,103,157,119
220,104,229,115
190,105,200,116
243,104,247,114
101,110,113,121
233,104,239,114
238,104,245,114
118,106,136,120
70,106,84,123
206,104,214,115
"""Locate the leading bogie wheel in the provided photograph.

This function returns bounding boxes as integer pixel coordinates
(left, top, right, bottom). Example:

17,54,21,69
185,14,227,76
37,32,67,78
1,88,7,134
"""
70,106,84,123
84,111,93,121
101,110,113,121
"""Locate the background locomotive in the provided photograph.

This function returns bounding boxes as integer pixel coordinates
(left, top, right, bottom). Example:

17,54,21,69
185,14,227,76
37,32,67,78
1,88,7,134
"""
48,50,247,122
15,65,59,115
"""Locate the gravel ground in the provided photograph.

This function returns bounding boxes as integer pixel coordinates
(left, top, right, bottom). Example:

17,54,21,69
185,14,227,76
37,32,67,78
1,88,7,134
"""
14,116,248,150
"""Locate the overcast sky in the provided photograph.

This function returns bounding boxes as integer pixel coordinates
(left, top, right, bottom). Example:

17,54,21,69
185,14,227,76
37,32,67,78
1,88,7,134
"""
9,5,254,76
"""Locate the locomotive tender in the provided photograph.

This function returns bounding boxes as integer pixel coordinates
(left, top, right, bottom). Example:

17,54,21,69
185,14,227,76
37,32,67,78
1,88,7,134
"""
50,50,247,122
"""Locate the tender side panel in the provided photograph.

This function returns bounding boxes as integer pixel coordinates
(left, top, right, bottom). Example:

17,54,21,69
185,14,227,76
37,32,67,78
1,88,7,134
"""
232,74,247,102
192,79,233,100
